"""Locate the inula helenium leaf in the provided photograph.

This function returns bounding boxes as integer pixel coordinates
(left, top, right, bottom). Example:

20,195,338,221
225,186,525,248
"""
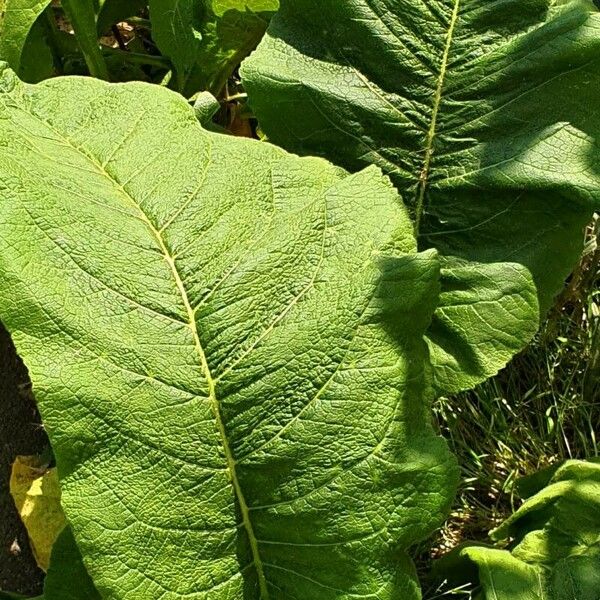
434,460,600,600
149,0,278,96
241,0,600,395
149,0,204,91
0,67,457,599
43,527,101,600
0,0,53,76
189,0,279,95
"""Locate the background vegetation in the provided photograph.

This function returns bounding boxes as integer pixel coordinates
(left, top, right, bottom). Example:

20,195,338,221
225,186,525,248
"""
420,216,600,598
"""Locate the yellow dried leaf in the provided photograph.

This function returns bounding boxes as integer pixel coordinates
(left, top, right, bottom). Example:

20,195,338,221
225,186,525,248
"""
10,455,67,572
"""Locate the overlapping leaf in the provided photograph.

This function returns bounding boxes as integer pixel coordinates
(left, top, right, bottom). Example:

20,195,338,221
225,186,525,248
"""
42,527,100,600
150,0,278,95
0,527,100,600
148,0,204,91
242,0,600,395
9,456,66,572
0,0,53,79
433,460,600,599
191,0,279,95
0,67,457,598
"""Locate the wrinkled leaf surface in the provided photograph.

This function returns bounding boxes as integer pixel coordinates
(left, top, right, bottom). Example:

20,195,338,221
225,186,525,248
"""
0,68,457,599
242,0,600,395
434,460,600,600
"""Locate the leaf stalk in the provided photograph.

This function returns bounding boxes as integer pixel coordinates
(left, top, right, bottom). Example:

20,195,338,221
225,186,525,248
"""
62,0,110,80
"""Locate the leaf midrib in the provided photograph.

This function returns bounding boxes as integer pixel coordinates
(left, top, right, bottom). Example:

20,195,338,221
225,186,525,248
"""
414,0,460,233
142,215,270,600
22,106,270,598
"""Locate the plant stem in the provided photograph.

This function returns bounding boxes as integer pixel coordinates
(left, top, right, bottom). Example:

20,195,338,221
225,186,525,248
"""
111,25,127,51
127,16,152,28
101,47,171,69
62,0,110,80
223,92,248,103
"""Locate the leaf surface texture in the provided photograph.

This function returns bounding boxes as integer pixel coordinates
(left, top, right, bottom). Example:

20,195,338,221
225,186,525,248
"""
434,460,600,599
0,68,457,599
150,0,278,95
242,0,600,394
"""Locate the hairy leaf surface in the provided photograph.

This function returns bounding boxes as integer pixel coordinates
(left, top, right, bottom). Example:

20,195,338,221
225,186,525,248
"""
0,68,457,599
434,461,600,599
242,0,600,395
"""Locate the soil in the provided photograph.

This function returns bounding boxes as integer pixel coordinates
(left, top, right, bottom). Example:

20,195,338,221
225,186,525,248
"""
0,324,47,596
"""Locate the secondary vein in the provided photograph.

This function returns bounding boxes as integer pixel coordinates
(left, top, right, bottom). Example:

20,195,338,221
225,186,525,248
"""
414,0,460,233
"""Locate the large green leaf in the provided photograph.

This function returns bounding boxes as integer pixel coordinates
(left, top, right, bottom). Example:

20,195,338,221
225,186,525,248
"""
0,0,52,72
0,68,457,598
433,460,600,600
43,527,100,600
241,0,600,395
17,15,55,83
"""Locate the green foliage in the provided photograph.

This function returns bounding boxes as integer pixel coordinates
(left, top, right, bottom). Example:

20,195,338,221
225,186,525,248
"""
0,0,53,74
418,235,599,599
17,14,55,83
149,0,279,96
148,0,203,90
43,527,100,600
0,1,278,96
432,460,600,600
241,0,600,396
189,0,279,96
0,66,457,598
62,0,109,80
0,2,598,598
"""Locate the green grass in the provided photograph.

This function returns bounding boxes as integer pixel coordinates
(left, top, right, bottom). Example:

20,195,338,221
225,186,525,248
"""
419,216,600,599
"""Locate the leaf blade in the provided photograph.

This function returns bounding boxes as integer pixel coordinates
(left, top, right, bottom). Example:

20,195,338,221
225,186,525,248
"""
188,0,279,96
433,460,600,600
241,0,600,395
0,0,52,72
0,69,457,598
149,0,204,91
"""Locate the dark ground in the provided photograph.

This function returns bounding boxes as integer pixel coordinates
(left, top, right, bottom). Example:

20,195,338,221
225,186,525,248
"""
0,324,46,596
